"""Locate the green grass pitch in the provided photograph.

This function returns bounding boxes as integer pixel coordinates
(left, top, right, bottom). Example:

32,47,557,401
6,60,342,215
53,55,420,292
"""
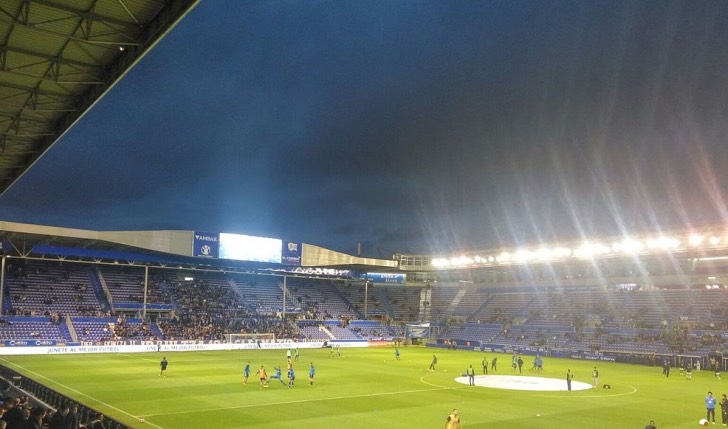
0,347,720,428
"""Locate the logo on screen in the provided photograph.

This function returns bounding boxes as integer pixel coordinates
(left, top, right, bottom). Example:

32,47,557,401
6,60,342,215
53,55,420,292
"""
200,245,211,256
287,242,298,252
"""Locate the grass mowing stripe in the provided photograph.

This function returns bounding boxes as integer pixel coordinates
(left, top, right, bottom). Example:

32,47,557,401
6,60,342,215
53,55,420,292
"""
142,385,451,417
0,348,716,429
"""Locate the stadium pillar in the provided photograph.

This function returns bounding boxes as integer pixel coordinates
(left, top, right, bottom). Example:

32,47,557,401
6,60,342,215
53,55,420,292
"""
364,280,368,319
0,255,5,315
142,265,149,318
282,275,287,318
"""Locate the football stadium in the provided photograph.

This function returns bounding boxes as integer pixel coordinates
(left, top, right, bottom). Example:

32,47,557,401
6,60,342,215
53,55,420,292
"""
2,1,728,429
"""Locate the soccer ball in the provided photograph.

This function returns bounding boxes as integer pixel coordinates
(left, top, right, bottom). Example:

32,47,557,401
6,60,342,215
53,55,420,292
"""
699,419,709,426
443,369,447,372
139,418,145,423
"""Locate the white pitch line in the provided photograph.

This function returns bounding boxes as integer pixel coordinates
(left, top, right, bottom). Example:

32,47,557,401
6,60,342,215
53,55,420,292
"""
0,358,163,429
119,354,160,363
419,371,460,389
530,383,639,398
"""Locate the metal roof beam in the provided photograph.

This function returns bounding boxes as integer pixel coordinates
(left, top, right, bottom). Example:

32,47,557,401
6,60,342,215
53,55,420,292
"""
0,15,142,48
0,149,41,156
0,45,104,71
0,80,75,99
0,0,200,198
0,104,77,114
1,68,104,87
0,132,56,137
27,0,145,31
0,1,30,26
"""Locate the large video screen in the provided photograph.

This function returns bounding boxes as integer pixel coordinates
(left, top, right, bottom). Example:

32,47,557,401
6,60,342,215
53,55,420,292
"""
219,233,282,263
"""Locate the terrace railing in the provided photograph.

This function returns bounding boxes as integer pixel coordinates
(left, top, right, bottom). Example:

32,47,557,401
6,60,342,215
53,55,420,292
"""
0,364,132,429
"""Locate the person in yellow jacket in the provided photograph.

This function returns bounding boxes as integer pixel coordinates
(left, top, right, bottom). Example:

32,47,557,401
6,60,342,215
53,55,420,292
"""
445,409,460,429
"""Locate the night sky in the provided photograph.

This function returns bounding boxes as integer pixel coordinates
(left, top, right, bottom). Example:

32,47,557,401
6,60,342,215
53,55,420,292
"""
2,1,728,257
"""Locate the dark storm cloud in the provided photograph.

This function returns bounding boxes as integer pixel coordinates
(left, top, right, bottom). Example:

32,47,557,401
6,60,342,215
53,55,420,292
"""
2,1,728,255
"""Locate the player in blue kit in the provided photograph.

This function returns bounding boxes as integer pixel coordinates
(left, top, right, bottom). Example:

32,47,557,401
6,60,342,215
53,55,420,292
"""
309,362,316,385
271,366,286,385
287,366,295,388
243,361,250,384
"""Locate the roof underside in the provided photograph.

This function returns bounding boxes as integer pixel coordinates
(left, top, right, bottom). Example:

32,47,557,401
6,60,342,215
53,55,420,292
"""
0,0,198,196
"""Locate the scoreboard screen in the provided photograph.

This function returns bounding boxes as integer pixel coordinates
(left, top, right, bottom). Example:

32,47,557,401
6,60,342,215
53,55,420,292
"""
219,233,282,263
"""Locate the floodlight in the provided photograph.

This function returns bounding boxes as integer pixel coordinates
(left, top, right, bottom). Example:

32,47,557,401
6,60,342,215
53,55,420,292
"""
619,239,644,254
431,258,448,267
648,236,680,250
689,234,704,246
534,248,553,261
576,242,610,258
514,250,532,262
552,247,571,258
497,252,511,262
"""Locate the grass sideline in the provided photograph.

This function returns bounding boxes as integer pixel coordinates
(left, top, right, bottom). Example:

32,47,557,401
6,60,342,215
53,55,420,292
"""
0,347,720,429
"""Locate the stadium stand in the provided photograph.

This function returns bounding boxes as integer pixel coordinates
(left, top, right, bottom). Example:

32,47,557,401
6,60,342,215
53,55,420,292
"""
284,277,357,319
372,285,422,320
3,258,728,359
4,260,107,317
97,265,170,308
0,316,70,342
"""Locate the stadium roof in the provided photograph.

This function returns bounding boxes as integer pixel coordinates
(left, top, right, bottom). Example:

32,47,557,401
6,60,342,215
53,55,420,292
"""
0,220,400,273
0,0,199,197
